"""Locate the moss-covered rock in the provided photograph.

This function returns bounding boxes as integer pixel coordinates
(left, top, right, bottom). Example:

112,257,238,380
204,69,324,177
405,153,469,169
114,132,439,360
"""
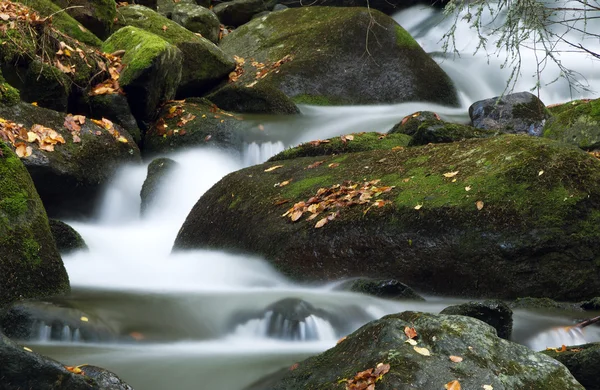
542,343,600,390
174,135,600,300
469,92,551,136
171,3,220,43
509,297,581,311
50,0,116,40
268,132,411,161
219,7,459,106
335,278,425,301
17,0,103,46
48,219,88,254
543,98,600,150
0,102,141,218
253,311,583,390
102,26,182,126
144,97,253,155
0,72,20,107
0,141,69,306
156,0,194,17
213,0,274,27
206,83,300,115
440,300,513,340
140,157,178,215
388,111,443,136
80,93,141,144
408,120,497,146
113,5,235,97
278,0,443,15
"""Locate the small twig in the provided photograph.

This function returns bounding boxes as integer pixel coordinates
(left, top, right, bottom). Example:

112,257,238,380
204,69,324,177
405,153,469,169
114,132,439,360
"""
575,315,600,329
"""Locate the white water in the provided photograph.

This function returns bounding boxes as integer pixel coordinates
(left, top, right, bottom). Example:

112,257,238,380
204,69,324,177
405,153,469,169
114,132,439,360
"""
27,3,600,389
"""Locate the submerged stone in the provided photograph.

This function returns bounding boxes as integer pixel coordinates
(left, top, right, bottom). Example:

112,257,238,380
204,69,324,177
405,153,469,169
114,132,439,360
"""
49,220,88,254
140,157,178,216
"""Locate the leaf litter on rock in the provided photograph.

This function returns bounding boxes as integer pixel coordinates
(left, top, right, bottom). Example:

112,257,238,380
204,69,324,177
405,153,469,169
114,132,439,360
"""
344,362,390,390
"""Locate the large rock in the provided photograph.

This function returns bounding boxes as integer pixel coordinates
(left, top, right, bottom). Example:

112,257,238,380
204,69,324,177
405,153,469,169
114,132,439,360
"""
542,343,600,390
277,0,448,15
80,94,142,144
0,102,141,218
335,278,425,301
440,300,513,340
205,83,300,115
140,157,178,215
102,26,183,127
174,135,600,300
543,98,600,150
252,311,583,389
219,7,459,106
48,220,88,254
50,0,116,40
0,331,132,389
213,0,275,27
469,92,551,136
171,3,220,44
113,5,235,97
0,141,69,306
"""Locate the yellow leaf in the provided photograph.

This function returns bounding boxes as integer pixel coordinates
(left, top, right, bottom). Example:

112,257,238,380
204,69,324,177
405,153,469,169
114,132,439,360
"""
328,163,339,168
413,346,430,356
27,132,40,143
476,200,484,210
392,146,404,151
23,347,33,352
443,171,459,178
449,355,463,363
405,338,418,345
315,217,328,228
414,204,423,210
465,186,471,191
117,136,128,143
445,380,461,390
291,210,303,222
538,170,544,176
345,135,354,141
15,144,32,158
264,165,283,172
483,386,493,390
31,102,38,106
80,316,89,322
65,366,83,375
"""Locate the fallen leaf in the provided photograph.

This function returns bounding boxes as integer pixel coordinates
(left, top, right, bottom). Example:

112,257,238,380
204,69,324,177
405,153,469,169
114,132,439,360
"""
337,336,347,344
264,165,283,172
373,362,390,378
405,338,418,345
443,171,459,178
328,163,340,168
449,355,463,363
307,161,324,169
117,136,128,143
161,25,167,31
289,363,299,371
414,204,423,210
315,217,328,228
538,170,544,176
465,186,471,191
483,385,493,390
291,210,303,222
476,200,484,210
392,146,404,151
413,346,430,356
23,347,33,352
65,366,83,375
404,326,417,339
80,316,89,322
15,144,32,158
445,380,461,390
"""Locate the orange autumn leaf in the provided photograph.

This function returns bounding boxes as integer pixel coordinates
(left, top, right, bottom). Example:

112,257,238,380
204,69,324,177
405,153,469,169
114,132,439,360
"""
445,380,461,390
404,326,417,339
449,355,463,363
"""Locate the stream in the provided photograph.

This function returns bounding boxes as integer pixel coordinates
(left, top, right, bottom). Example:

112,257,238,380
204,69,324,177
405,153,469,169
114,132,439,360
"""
21,3,600,390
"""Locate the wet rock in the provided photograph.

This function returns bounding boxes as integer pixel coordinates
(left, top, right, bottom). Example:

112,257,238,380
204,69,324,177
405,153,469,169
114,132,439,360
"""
156,0,195,17
542,342,600,390
0,301,116,342
580,297,600,311
50,0,117,40
469,92,551,136
277,0,448,15
171,3,220,43
82,93,142,144
408,120,496,146
510,297,582,311
174,135,600,300
0,330,133,389
388,111,444,136
254,311,584,389
49,220,88,254
144,98,253,155
335,278,425,301
267,132,411,161
0,102,141,218
0,142,69,306
440,300,513,339
140,157,178,215
543,98,600,150
213,0,275,27
220,7,459,106
206,83,300,115
102,26,183,127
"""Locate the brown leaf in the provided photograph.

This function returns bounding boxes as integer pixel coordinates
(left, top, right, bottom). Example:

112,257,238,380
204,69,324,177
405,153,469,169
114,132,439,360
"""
291,210,303,222
476,200,484,210
443,171,459,178
307,161,324,169
445,380,461,390
328,163,339,168
413,346,430,356
15,144,32,158
264,165,283,172
404,326,417,339
65,366,84,375
373,362,390,377
315,217,328,228
449,355,463,363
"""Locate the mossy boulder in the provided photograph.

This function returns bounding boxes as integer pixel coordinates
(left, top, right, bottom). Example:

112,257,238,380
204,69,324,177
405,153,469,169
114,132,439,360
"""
48,219,88,254
542,343,600,390
219,7,459,106
174,135,600,300
0,141,69,306
102,26,182,126
509,297,581,312
206,81,300,115
50,0,116,40
140,157,178,215
144,98,253,155
80,93,141,144
268,132,411,161
156,0,194,17
17,0,103,46
543,98,600,150
171,3,220,43
278,0,442,15
469,92,551,136
0,72,20,107
408,120,497,146
253,311,583,390
335,278,425,301
440,300,513,340
0,102,141,218
388,111,443,136
113,5,235,97
213,0,274,27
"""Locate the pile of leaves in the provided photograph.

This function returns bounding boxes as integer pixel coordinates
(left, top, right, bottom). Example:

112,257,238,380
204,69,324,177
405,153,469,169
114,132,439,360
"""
154,101,242,138
344,363,390,390
64,114,128,143
281,179,394,228
89,51,125,95
229,54,293,85
0,117,65,157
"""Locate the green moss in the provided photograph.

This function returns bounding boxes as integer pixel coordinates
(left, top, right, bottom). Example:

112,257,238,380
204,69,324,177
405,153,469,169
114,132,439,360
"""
283,174,333,199
229,196,242,209
0,81,20,106
543,98,600,149
0,191,28,218
22,237,41,264
293,94,340,106
394,24,419,49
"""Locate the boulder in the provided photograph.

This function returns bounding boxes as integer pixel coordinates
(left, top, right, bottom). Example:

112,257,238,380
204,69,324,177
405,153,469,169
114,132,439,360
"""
171,3,220,44
48,220,88,254
0,301,116,342
81,93,142,144
0,102,141,218
388,111,444,136
277,0,448,15
144,98,253,155
0,331,133,389
509,297,581,312
102,26,183,127
0,141,69,305
0,72,20,107
542,343,600,390
213,0,275,27
253,311,583,389
335,278,425,301
469,92,551,136
580,297,600,311
174,135,600,300
543,98,600,150
407,121,496,146
205,83,300,115
156,0,194,17
219,7,459,106
267,132,411,161
440,300,513,340
50,0,116,40
113,5,235,98
140,157,178,215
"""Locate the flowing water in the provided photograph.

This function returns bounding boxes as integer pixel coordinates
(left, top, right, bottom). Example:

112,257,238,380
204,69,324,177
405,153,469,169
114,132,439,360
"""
22,4,600,389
